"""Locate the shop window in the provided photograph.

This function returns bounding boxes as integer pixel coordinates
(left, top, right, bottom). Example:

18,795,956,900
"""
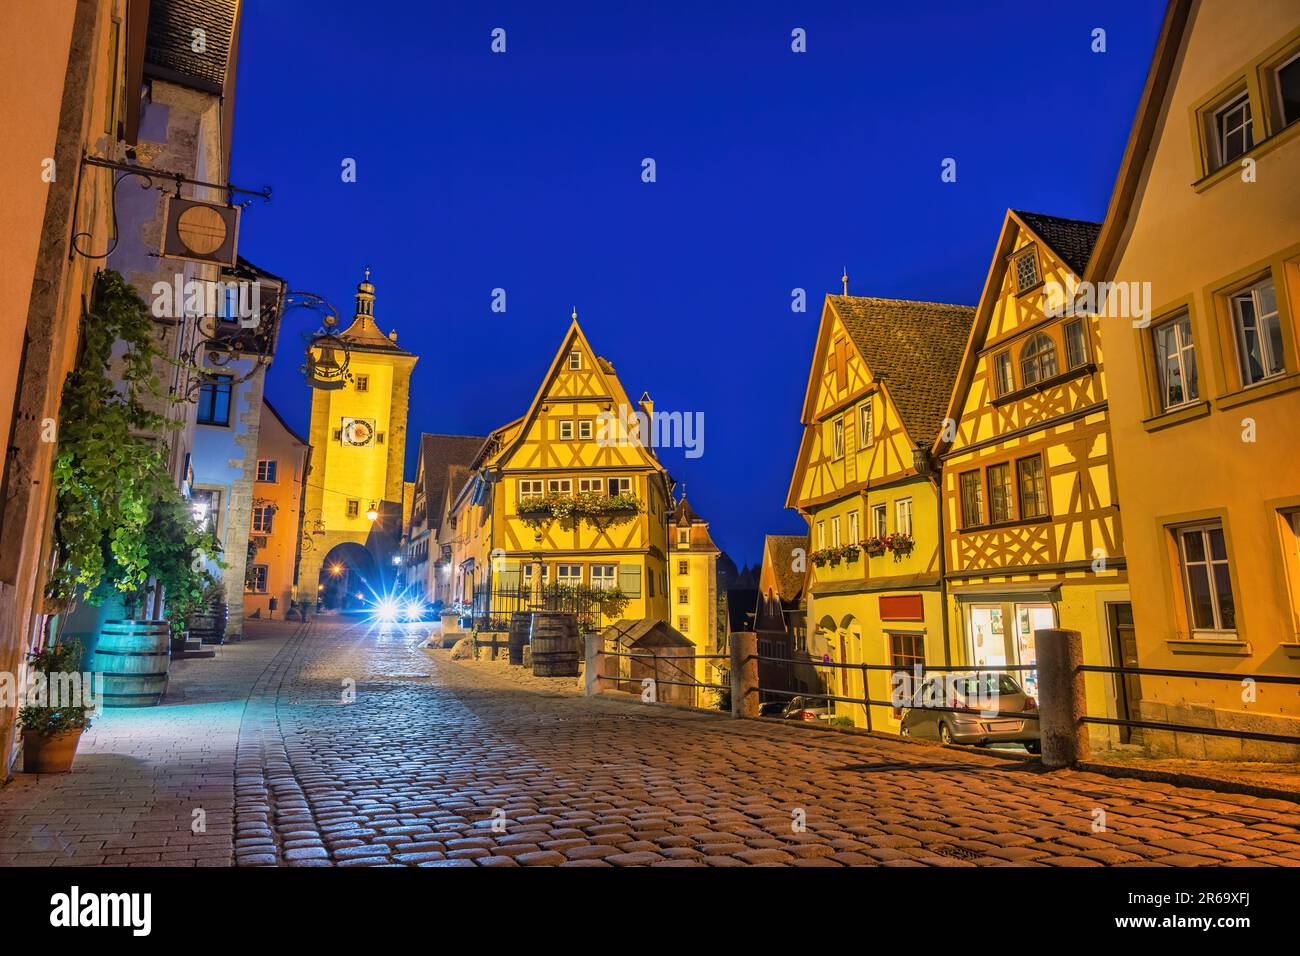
967,605,1006,670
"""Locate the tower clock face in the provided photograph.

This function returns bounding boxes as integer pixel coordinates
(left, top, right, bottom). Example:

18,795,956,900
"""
341,417,375,447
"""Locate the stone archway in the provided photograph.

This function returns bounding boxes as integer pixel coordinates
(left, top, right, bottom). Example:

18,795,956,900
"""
316,541,380,611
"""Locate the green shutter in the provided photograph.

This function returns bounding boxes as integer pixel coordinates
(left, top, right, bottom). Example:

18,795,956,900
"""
618,564,642,597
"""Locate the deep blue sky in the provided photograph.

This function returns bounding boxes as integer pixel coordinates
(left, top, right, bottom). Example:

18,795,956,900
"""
231,0,1166,567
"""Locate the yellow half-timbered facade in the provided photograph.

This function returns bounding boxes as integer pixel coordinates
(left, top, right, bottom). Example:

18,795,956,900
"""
441,318,673,627
788,292,974,731
934,210,1129,743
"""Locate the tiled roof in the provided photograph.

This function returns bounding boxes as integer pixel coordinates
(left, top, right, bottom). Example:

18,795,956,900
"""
1013,211,1102,277
828,296,975,446
763,534,807,604
339,316,410,354
145,0,238,92
418,434,487,532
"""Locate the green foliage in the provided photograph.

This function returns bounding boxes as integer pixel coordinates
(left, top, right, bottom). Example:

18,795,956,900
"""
144,493,223,637
829,716,855,728
17,641,92,737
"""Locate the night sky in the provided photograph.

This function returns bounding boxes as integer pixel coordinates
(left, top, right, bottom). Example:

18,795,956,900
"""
230,0,1166,566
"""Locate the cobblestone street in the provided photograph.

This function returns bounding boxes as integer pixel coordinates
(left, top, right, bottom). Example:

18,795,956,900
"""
3,618,1300,868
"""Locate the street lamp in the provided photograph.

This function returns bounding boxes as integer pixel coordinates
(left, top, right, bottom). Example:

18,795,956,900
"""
366,501,379,522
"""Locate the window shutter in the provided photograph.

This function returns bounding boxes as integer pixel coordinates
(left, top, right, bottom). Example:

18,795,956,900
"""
497,566,521,590
618,564,642,597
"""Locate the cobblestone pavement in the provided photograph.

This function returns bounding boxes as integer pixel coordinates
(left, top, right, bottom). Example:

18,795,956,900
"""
4,617,1300,867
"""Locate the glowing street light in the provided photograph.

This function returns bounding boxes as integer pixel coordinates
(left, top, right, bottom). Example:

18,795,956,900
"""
329,563,344,577
366,501,379,522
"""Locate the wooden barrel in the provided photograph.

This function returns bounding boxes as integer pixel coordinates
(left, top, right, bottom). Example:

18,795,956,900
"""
91,620,170,707
531,612,578,677
188,602,227,645
508,611,533,666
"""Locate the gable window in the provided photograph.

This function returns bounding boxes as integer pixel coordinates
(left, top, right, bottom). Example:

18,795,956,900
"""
578,419,594,440
830,516,841,547
987,462,1013,524
677,560,688,575
1064,318,1088,370
1213,91,1254,169
559,420,574,440
547,478,572,495
958,471,983,528
1016,454,1048,520
1177,522,1236,635
252,505,274,534
832,417,845,460
354,374,369,393
992,351,1014,396
568,350,582,370
197,376,233,426
1013,249,1040,293
895,498,913,537
858,401,874,448
871,503,887,538
591,564,616,590
519,479,543,499
1231,278,1284,386
848,510,859,544
816,521,826,550
1153,313,1199,410
1020,333,1058,387
256,459,278,483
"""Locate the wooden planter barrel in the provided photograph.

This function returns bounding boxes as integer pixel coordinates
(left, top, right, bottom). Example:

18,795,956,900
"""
188,602,227,645
508,611,533,666
530,612,579,677
91,620,170,708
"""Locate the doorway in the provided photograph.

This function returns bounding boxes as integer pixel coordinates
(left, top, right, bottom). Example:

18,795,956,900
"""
1107,602,1141,744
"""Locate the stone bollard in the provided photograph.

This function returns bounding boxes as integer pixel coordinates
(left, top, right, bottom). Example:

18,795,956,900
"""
583,634,606,697
730,630,759,719
1035,628,1090,768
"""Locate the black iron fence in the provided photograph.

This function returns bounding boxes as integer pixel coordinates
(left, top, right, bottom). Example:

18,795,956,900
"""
470,583,615,633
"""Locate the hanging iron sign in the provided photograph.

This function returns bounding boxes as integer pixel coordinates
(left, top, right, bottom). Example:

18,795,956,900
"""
160,195,241,267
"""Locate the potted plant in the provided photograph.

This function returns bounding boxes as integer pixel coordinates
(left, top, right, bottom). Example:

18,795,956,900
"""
862,536,887,557
18,641,92,773
884,532,915,555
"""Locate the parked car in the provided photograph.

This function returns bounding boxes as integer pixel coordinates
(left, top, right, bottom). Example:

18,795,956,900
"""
899,673,1040,753
781,695,834,721
759,700,788,717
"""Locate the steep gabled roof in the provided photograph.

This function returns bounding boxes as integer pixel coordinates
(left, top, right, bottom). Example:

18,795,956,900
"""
417,434,487,531
261,397,307,446
145,0,239,93
826,296,975,447
763,534,807,604
1012,211,1102,277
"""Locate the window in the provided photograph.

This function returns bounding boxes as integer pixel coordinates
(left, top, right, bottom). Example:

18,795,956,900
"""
677,527,690,546
354,374,369,393
556,564,583,586
958,471,983,527
830,516,841,547
816,521,825,550
1153,313,1199,410
559,420,574,440
1016,454,1048,520
1177,523,1236,634
608,477,631,495
619,564,643,597
1020,333,1058,387
678,616,691,635
519,479,543,499
252,505,274,534
678,588,689,605
255,459,277,483
1276,50,1300,128
196,376,233,426
547,478,572,495
1231,279,1284,386
191,488,222,537
890,633,925,717
1013,249,1040,292
871,503,887,538
578,478,602,493
832,417,844,459
346,499,360,518
522,564,550,590
1213,92,1254,169
992,351,1014,396
568,350,581,370
246,565,268,594
858,401,874,448
591,564,616,590
578,420,593,440
895,498,912,537
848,510,859,545
677,560,688,575
987,462,1013,524
1064,318,1088,370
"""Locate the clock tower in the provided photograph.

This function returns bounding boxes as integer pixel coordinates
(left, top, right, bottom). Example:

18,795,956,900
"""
298,269,418,606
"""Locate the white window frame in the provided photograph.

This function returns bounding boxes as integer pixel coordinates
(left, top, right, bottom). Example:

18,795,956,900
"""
895,498,913,537
246,564,268,593
568,350,582,370
559,420,574,440
608,476,632,495
832,417,845,460
830,516,841,547
578,477,602,493
251,505,274,534
993,350,1014,396
848,510,859,544
556,564,583,586
519,479,543,499
816,521,826,550
547,478,572,495
255,459,277,483
677,587,689,605
591,564,616,590
1153,313,1199,411
1231,279,1284,386
1213,91,1254,169
858,401,873,448
1274,49,1300,128
578,419,593,440
871,503,887,538
1177,522,1236,637
677,559,689,575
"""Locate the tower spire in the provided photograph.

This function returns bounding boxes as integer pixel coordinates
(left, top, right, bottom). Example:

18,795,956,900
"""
842,267,849,296
355,265,376,320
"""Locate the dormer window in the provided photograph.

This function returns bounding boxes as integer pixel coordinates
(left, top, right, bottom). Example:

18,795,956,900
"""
568,350,581,370
1013,249,1040,293
1020,332,1058,386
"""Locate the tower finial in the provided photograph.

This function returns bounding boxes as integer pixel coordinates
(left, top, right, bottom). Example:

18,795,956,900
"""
571,305,577,321
842,267,848,296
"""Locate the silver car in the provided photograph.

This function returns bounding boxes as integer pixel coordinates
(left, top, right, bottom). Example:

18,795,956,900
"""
899,673,1040,753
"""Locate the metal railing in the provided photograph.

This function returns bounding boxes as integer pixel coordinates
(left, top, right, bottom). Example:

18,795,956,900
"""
470,584,611,633
601,649,730,710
